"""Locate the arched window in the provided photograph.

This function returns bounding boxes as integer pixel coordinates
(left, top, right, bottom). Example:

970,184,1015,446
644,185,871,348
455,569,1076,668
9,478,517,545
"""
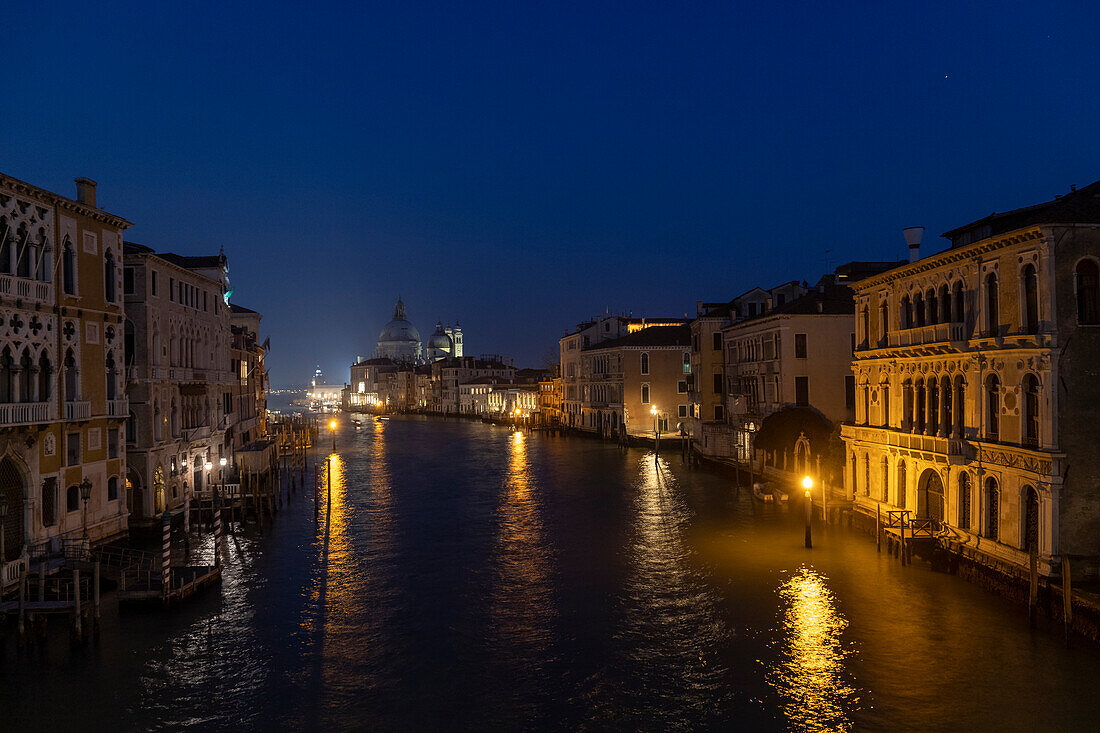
0,347,12,403
862,385,870,425
18,349,33,403
0,216,10,274
1023,374,1040,447
986,374,1000,440
16,223,30,278
863,454,870,497
126,410,137,444
36,229,51,282
881,456,890,503
939,284,950,325
915,378,926,433
984,477,999,540
640,352,649,375
104,250,116,302
66,484,80,512
897,460,907,509
985,272,999,336
958,472,971,530
927,379,939,436
38,352,51,402
1076,259,1099,325
914,292,925,327
124,320,135,367
1022,264,1039,334
880,302,889,345
952,281,965,324
1023,485,1039,553
881,381,890,427
953,375,966,438
900,295,911,329
902,379,913,430
107,476,119,501
861,306,869,348
940,375,952,437
62,238,76,295
926,288,938,325
106,353,117,401
640,383,649,404
64,349,78,401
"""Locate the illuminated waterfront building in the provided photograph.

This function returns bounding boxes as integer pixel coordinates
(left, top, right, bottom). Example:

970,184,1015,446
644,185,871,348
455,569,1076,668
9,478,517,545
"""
842,182,1100,578
228,303,269,449
122,242,235,524
0,173,131,568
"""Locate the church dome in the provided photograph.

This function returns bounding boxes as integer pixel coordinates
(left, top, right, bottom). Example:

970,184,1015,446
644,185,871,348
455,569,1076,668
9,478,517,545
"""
378,299,421,344
427,322,453,350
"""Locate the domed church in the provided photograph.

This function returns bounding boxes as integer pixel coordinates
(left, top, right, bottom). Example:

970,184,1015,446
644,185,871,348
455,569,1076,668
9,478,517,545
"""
375,298,464,364
376,298,423,363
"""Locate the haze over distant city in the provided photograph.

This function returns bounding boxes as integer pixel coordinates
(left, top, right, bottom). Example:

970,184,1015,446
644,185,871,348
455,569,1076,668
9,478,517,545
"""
4,2,1098,385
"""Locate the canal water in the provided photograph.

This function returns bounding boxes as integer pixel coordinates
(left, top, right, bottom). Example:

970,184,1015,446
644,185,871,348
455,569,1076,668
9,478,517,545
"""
5,416,1100,731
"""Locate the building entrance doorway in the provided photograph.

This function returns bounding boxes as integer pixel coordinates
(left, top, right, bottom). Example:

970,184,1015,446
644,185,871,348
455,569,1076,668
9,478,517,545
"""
917,468,945,525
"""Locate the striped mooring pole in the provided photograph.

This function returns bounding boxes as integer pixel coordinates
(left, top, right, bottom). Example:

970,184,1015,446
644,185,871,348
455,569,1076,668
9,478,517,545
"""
213,493,222,568
161,509,171,596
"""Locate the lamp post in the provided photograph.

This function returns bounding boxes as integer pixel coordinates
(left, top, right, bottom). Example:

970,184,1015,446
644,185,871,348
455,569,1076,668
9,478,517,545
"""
329,419,337,452
0,491,7,563
79,477,92,542
650,405,660,457
803,475,814,549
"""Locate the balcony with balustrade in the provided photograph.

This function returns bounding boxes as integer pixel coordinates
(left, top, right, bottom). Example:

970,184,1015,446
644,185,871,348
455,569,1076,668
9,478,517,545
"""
0,401,52,426
886,321,966,350
842,422,971,461
64,400,91,421
0,274,52,306
107,398,128,417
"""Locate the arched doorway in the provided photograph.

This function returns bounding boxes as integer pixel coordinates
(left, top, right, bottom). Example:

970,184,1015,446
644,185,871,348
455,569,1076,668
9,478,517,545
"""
153,466,166,514
0,458,26,562
917,468,945,524
127,467,144,520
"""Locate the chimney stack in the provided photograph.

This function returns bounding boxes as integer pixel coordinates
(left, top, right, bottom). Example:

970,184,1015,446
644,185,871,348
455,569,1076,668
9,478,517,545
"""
74,177,98,208
903,226,924,263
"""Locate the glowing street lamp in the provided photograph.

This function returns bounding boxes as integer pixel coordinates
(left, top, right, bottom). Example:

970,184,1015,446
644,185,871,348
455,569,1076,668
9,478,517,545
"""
79,477,92,541
650,405,660,456
330,419,337,452
803,475,814,549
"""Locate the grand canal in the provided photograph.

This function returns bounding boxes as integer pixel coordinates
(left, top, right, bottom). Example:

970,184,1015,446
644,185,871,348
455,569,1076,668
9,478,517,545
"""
5,416,1100,731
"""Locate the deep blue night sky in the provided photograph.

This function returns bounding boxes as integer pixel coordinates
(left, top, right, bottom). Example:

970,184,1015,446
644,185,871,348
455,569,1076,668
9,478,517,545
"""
4,2,1099,385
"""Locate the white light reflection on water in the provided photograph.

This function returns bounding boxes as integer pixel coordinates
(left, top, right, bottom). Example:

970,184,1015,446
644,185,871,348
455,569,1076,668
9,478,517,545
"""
768,566,860,732
592,454,731,729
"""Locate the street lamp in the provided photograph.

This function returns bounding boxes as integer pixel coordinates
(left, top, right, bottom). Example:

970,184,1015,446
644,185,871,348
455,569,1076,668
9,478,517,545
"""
803,475,814,549
79,477,93,542
329,419,337,452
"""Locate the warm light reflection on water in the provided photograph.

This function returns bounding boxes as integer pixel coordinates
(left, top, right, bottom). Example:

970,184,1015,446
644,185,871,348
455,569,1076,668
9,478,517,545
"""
768,566,858,732
489,431,555,671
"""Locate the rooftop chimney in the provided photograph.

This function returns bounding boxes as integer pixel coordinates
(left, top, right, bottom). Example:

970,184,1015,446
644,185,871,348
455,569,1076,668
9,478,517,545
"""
902,226,924,263
74,177,97,208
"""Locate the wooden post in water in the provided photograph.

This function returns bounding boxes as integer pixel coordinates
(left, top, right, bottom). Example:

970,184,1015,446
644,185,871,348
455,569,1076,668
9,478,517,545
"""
93,560,101,634
876,504,881,552
17,567,26,640
899,521,907,567
1062,554,1073,647
73,566,82,642
214,492,222,568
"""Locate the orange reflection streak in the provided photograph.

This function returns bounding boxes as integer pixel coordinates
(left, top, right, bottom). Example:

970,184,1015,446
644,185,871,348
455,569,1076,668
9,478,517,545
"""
489,431,554,663
768,567,857,732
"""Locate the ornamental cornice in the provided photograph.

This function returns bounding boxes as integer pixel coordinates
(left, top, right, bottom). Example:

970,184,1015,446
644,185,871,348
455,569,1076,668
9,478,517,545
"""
852,227,1047,292
1,173,132,230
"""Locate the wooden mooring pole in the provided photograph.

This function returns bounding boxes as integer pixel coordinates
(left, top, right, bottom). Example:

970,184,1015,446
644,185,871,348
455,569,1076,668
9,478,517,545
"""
1029,546,1039,628
876,504,881,552
1062,554,1073,647
93,560,101,636
161,509,172,604
73,567,82,642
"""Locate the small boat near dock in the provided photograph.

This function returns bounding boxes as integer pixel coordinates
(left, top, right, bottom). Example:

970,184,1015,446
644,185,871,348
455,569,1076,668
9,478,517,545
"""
752,482,774,503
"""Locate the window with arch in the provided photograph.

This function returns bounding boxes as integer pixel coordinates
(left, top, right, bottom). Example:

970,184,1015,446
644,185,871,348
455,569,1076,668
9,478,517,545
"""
18,349,32,403
64,349,78,401
939,284,950,325
861,384,870,425
880,302,888,345
953,375,966,438
1023,374,1040,447
958,472,971,530
850,453,857,495
0,347,12,403
926,287,938,325
881,456,890,503
1077,259,1099,325
640,383,650,404
952,281,965,324
897,460,907,508
861,306,869,348
900,295,911,329
1022,485,1039,553
640,352,649,375
37,352,51,402
107,476,119,502
914,292,925,327
984,477,999,540
985,272,999,336
986,374,1000,440
0,216,10,274
105,352,117,401
1022,263,1039,333
15,223,30,278
62,238,76,295
880,381,890,427
66,484,79,513
863,454,870,496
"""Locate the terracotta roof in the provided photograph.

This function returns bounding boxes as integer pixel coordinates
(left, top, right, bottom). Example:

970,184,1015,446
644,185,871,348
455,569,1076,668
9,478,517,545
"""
583,324,691,351
942,180,1100,247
